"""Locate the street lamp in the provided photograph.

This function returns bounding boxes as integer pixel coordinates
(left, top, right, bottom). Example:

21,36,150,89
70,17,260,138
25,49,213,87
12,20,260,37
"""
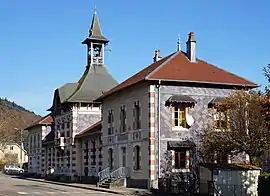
14,128,23,168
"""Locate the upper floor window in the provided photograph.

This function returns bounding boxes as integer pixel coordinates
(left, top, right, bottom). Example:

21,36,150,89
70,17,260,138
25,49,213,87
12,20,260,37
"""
108,109,114,135
208,97,230,130
10,146,13,151
213,110,230,130
133,101,141,130
120,106,126,133
166,95,196,130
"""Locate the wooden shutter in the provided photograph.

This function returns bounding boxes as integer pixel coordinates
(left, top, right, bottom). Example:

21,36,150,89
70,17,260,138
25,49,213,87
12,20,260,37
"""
171,106,175,127
133,104,136,130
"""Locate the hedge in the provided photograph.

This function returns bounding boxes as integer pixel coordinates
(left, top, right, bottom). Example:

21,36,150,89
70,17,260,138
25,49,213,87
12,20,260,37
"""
258,172,270,196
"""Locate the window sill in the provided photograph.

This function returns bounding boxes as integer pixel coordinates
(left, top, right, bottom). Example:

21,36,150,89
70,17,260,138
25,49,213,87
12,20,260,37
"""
133,169,142,173
172,127,189,131
172,168,190,173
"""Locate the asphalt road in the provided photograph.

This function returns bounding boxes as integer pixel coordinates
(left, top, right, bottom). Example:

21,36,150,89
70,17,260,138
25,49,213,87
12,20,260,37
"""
0,174,117,196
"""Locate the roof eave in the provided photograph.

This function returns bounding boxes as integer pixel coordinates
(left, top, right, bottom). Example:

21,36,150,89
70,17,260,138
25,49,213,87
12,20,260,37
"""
146,78,258,89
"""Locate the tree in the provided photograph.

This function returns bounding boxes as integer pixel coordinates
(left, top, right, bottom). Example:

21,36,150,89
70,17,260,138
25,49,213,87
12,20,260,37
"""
263,64,270,94
3,153,18,164
201,90,269,165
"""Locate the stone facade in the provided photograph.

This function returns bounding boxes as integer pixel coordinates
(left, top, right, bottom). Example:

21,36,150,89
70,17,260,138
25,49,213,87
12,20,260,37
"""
101,82,150,188
27,125,51,176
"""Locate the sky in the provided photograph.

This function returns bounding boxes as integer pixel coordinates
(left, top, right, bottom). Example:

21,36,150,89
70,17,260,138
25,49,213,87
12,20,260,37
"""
0,0,269,116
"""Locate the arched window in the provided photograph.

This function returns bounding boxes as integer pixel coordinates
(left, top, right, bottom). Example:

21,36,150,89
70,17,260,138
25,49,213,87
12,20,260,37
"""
108,148,113,170
134,146,141,170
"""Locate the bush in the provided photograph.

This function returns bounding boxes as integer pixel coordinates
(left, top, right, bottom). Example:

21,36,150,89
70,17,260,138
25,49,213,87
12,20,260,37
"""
258,172,270,196
0,159,6,171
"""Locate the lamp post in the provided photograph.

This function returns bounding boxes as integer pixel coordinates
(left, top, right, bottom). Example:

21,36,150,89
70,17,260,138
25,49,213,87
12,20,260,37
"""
14,128,23,168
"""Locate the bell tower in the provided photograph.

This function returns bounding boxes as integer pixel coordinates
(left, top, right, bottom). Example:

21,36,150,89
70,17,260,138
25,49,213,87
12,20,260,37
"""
82,9,109,68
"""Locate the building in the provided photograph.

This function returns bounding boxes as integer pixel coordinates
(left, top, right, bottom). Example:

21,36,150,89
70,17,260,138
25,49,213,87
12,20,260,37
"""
44,10,118,181
74,121,102,182
95,32,257,189
0,143,28,165
25,114,52,175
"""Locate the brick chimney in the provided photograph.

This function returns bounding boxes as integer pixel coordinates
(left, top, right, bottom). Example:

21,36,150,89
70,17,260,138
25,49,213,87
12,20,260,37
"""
186,32,196,62
153,49,162,62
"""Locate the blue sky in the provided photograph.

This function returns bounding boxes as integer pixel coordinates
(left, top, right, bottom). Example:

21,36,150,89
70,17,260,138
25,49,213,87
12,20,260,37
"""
0,0,269,116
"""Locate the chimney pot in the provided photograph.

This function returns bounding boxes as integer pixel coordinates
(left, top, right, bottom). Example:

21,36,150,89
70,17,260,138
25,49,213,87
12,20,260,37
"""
186,32,196,62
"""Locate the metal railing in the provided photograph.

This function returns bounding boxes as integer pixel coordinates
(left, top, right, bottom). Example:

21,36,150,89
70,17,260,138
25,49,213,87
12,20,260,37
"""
110,167,126,181
98,167,110,182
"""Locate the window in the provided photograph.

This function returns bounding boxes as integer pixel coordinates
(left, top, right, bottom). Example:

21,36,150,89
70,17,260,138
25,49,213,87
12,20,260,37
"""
213,110,230,130
121,147,126,167
133,101,141,130
108,110,114,135
10,146,13,151
108,148,113,170
172,105,189,128
120,106,126,133
216,152,228,164
174,149,187,169
134,146,141,170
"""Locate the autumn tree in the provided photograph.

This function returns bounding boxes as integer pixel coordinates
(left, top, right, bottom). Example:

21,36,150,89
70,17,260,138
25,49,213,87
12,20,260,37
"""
201,90,269,165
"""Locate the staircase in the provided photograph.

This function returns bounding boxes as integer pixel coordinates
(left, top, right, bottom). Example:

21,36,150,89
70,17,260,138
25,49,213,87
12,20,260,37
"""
97,167,126,189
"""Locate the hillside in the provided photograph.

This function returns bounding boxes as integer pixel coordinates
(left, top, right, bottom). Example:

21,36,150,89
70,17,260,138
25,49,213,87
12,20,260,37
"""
0,98,41,144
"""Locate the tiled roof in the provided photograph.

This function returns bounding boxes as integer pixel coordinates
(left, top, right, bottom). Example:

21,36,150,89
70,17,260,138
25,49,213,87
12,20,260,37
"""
96,51,257,101
24,114,53,130
75,121,101,138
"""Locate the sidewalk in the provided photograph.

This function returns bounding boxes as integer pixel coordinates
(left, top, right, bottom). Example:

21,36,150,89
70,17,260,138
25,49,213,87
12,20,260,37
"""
14,176,152,195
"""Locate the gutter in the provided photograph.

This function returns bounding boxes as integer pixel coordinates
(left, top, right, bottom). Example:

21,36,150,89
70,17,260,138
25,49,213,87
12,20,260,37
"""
156,80,161,178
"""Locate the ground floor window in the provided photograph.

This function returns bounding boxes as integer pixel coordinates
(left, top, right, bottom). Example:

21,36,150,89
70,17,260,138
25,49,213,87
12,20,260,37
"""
174,149,187,169
108,148,113,170
134,145,141,170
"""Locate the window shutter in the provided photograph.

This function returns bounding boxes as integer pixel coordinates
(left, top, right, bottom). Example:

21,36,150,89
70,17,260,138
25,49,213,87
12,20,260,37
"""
171,106,175,127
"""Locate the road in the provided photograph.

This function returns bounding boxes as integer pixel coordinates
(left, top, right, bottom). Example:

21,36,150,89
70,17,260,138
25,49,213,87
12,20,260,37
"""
0,174,117,196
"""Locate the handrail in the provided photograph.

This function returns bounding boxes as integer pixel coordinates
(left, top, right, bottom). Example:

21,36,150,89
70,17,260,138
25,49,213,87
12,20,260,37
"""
98,167,110,182
110,167,126,181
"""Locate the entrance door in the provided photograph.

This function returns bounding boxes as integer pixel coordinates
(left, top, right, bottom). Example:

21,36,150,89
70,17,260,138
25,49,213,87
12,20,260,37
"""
121,147,126,167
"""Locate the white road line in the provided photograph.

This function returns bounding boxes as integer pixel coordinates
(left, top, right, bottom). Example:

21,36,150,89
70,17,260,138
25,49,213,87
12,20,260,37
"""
45,192,56,194
72,192,81,194
32,192,43,195
17,192,28,195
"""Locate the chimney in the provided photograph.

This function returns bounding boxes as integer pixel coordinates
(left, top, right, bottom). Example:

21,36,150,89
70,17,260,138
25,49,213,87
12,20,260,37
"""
153,49,162,62
177,35,181,51
186,32,196,62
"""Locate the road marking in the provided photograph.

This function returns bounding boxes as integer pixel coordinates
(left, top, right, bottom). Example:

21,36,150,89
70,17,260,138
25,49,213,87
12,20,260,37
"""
72,192,81,194
32,192,42,195
17,192,28,195
45,192,56,194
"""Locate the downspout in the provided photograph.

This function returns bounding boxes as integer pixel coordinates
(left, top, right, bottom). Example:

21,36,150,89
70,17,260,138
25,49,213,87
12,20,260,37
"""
157,80,161,178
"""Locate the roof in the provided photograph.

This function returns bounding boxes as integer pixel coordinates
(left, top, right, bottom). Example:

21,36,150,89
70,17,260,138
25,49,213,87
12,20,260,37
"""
96,51,257,101
82,9,109,44
66,64,118,103
24,114,53,130
200,163,261,170
75,121,101,139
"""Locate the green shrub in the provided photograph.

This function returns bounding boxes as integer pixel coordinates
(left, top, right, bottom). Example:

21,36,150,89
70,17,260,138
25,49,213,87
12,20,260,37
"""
258,172,270,196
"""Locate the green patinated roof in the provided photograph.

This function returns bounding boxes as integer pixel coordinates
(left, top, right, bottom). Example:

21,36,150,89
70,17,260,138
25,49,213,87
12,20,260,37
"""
82,10,109,44
66,64,118,103
58,83,78,103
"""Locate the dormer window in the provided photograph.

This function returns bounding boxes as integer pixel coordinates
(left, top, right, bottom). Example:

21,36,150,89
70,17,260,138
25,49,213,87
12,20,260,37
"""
166,95,196,130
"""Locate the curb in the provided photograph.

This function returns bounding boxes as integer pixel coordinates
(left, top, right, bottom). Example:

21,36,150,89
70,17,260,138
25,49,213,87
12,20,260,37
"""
16,177,125,195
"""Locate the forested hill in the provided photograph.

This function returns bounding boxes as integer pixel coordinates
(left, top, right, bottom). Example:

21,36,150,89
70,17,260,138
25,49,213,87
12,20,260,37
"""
0,97,41,144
